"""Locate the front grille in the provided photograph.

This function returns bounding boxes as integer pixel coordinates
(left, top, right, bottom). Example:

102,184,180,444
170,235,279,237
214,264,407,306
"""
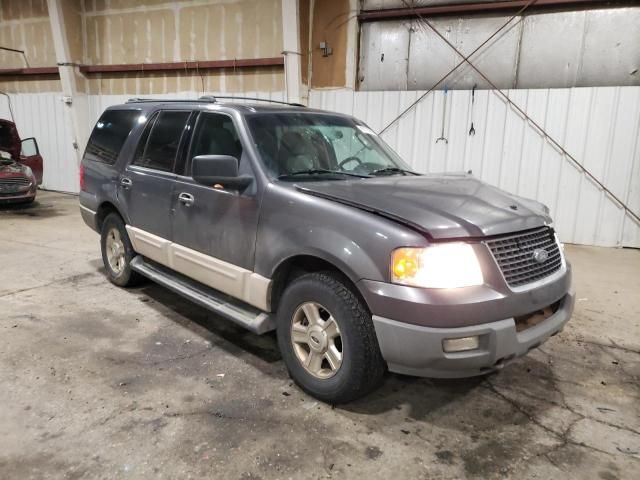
0,176,31,195
486,227,562,288
0,176,30,187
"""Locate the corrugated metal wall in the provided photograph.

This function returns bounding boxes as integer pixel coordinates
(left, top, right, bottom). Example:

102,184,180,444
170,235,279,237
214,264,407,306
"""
0,93,78,193
358,7,640,90
309,86,640,248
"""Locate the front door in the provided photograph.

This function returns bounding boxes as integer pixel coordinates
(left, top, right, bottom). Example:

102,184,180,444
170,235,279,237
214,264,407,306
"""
20,137,43,185
118,110,191,263
171,112,260,271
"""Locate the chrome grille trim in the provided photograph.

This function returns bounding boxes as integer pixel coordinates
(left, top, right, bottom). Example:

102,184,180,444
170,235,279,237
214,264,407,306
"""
485,227,563,288
0,176,31,187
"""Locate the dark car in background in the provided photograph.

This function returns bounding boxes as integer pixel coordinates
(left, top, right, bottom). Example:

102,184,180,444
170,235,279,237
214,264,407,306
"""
0,119,43,204
79,97,574,403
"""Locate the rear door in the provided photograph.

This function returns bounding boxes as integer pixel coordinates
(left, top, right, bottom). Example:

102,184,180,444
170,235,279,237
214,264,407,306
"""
118,110,191,263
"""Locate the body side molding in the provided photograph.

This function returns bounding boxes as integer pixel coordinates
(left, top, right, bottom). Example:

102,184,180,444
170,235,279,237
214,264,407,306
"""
126,225,271,311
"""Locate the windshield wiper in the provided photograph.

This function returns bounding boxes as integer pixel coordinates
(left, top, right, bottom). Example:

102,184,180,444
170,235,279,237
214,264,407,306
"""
278,169,369,179
369,167,419,176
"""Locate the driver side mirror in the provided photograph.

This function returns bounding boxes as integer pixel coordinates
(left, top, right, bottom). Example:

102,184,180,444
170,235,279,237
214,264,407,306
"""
191,155,252,189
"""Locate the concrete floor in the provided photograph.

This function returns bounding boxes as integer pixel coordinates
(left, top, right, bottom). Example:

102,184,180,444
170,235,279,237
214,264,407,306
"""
1,191,638,480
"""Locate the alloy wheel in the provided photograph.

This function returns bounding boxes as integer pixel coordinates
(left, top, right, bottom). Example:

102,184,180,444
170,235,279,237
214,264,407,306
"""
290,301,343,379
105,227,126,275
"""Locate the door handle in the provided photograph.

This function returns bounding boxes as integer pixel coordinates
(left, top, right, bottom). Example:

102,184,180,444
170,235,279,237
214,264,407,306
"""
178,192,195,207
120,177,133,189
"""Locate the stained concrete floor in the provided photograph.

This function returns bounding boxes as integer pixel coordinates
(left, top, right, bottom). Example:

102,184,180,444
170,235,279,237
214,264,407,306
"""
0,191,638,480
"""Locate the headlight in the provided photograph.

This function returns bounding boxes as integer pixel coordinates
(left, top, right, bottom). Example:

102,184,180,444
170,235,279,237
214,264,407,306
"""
391,243,483,288
24,166,35,186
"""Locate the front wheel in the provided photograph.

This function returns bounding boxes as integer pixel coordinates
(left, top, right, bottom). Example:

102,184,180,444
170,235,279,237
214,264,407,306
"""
277,272,386,403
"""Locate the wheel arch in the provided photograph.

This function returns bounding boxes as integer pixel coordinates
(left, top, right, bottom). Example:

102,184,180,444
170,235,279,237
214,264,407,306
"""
268,253,369,313
95,201,126,232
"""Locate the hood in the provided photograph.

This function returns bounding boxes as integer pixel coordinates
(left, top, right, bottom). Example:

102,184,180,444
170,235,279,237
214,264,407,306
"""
296,174,552,239
0,119,21,160
0,157,29,176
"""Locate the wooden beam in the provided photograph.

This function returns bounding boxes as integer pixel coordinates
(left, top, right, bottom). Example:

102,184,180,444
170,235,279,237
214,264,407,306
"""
0,67,60,76
78,58,285,75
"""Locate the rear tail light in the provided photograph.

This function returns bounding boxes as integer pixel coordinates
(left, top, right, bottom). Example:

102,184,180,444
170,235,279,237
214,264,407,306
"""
79,163,85,191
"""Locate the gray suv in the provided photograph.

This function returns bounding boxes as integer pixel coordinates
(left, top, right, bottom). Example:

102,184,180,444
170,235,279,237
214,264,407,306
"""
79,97,574,403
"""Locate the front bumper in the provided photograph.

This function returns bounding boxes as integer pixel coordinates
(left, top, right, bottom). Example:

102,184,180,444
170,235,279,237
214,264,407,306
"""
372,289,574,377
0,188,36,204
359,265,574,378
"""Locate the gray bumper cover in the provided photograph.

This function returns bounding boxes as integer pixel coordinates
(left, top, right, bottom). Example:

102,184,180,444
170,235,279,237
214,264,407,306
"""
79,204,98,232
372,289,575,378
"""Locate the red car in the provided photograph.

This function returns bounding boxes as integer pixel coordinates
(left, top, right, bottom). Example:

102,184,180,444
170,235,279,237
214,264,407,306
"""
0,119,43,204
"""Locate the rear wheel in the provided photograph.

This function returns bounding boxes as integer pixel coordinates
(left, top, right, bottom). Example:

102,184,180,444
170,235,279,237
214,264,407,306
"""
100,213,143,287
277,272,386,403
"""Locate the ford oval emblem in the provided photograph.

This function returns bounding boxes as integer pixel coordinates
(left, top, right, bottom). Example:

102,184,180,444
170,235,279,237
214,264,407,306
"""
532,248,549,264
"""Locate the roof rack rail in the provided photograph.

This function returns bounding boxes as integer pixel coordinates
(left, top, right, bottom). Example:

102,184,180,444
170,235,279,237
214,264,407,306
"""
125,96,306,107
199,95,306,107
125,97,216,104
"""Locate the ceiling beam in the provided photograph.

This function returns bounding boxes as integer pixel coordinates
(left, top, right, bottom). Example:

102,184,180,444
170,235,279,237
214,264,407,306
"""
358,0,636,21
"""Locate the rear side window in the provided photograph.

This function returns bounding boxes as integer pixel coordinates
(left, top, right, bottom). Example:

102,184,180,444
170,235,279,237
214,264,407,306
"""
84,109,140,164
132,111,190,172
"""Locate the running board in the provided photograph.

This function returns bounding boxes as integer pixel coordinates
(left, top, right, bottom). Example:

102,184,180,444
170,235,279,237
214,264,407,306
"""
130,256,275,335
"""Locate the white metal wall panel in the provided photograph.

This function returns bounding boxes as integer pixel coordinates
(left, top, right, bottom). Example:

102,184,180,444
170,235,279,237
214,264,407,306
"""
309,86,640,248
0,93,78,193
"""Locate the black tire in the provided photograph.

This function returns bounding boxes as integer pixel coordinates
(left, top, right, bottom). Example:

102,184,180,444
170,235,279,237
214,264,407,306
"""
277,271,386,404
100,213,143,287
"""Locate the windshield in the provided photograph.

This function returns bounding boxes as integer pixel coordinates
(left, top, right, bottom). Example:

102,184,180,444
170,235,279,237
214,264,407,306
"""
245,112,414,179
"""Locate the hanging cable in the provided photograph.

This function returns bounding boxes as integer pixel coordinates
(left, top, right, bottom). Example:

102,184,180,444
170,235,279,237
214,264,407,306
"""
389,0,640,225
0,90,16,123
380,0,537,135
0,45,30,67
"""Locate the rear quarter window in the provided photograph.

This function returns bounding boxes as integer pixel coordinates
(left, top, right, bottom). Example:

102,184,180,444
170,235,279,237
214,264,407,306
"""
84,109,140,165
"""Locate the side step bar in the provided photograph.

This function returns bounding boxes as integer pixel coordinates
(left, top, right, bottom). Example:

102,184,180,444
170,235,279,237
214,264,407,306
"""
130,256,275,335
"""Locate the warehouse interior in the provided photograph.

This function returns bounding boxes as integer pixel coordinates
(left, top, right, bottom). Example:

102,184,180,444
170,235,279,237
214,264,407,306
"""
1,1,639,479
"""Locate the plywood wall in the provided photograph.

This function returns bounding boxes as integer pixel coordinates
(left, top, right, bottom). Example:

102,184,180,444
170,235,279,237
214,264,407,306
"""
309,0,350,88
0,0,60,93
81,0,284,94
1,0,285,95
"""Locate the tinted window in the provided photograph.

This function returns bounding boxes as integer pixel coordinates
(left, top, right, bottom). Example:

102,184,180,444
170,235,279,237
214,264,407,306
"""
174,112,198,175
132,113,158,165
189,113,243,161
84,109,140,164
132,111,190,172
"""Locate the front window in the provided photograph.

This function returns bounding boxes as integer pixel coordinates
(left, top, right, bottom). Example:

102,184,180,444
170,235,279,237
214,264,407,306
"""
246,112,416,180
